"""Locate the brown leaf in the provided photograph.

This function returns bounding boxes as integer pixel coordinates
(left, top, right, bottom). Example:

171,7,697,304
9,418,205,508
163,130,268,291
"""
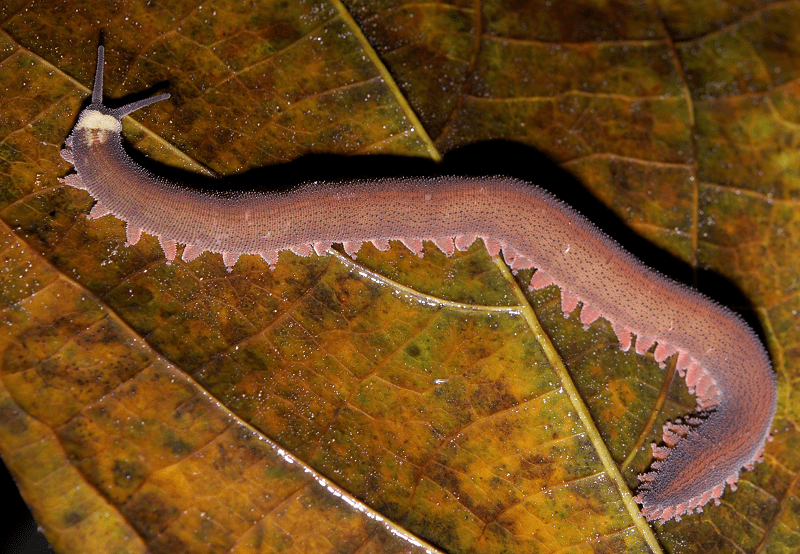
1,2,797,554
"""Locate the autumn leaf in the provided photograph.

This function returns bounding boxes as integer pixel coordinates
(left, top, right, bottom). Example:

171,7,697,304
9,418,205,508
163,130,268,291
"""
1,1,798,554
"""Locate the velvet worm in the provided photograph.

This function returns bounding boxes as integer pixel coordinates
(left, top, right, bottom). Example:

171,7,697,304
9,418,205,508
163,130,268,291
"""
59,45,776,523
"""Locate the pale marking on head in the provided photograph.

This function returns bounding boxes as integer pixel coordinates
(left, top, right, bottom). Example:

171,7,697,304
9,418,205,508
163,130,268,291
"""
75,110,122,144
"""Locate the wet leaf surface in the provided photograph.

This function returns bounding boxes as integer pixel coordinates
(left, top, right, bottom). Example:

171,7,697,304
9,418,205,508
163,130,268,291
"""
1,1,798,553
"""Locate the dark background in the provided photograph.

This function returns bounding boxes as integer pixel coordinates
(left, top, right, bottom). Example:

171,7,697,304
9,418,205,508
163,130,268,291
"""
1,460,53,554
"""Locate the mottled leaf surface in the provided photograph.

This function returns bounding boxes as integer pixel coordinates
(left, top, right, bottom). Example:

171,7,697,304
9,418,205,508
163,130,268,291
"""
0,1,798,554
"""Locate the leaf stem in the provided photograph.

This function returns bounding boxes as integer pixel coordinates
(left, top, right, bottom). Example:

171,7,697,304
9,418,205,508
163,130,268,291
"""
494,258,664,554
330,0,442,162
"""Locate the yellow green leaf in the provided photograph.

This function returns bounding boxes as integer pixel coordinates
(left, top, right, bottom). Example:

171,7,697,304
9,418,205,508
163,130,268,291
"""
1,2,798,554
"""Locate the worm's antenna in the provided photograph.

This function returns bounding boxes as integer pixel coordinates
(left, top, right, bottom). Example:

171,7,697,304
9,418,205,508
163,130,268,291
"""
111,93,171,118
92,45,105,105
